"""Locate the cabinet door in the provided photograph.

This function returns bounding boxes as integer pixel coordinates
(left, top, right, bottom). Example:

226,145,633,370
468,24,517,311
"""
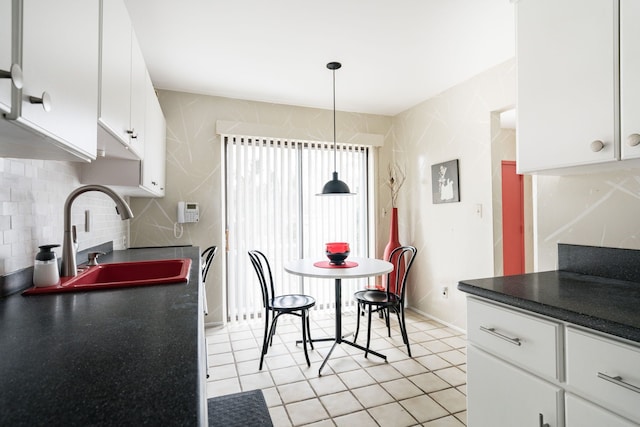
620,0,640,160
566,394,637,427
19,0,99,158
566,328,640,424
141,75,166,197
129,29,146,158
0,0,12,113
467,346,563,427
99,0,132,147
516,0,618,173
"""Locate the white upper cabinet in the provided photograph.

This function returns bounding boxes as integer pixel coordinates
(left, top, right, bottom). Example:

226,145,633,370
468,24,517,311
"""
0,0,14,113
141,75,166,197
620,0,640,160
129,30,147,156
0,0,99,161
516,0,619,173
81,73,166,198
98,0,144,159
82,0,166,197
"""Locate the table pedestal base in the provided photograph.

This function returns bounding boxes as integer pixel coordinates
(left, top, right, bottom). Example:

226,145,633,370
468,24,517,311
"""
317,278,387,375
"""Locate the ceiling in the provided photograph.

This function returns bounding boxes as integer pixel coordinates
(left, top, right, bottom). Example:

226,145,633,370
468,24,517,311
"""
124,0,515,117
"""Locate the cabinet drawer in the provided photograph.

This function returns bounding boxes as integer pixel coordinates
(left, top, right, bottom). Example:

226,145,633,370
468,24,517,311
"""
467,298,562,381
566,328,640,424
467,346,562,427
566,393,637,427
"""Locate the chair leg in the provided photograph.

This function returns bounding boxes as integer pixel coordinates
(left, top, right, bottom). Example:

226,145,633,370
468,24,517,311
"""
397,306,411,357
268,316,280,347
385,307,391,337
365,305,373,358
354,302,362,342
259,311,270,370
306,312,314,350
301,310,311,367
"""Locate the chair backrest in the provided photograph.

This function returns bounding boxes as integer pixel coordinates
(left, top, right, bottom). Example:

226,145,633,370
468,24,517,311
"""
387,246,417,301
201,246,218,282
247,250,274,308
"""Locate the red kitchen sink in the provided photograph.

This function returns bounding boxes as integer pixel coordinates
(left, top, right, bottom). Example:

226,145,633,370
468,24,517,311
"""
23,258,192,295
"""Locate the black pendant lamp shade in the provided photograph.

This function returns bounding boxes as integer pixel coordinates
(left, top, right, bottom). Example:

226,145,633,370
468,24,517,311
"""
319,62,355,196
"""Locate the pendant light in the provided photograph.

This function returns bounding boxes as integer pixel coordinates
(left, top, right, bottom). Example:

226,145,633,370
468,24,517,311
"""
318,61,355,196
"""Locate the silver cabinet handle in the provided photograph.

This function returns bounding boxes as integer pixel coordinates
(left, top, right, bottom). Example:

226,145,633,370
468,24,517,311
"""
0,63,23,89
597,372,640,394
479,326,522,346
539,413,550,427
29,91,52,112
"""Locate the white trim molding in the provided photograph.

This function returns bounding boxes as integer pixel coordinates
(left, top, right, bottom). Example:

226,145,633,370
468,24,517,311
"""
216,120,384,147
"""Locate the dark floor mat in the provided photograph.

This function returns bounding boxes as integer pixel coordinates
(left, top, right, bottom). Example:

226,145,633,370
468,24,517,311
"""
207,389,273,427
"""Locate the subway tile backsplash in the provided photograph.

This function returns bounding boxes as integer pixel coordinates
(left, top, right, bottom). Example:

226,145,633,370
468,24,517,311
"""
0,158,128,275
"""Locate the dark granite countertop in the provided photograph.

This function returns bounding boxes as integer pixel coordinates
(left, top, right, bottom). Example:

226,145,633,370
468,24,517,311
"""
0,246,206,426
458,270,640,344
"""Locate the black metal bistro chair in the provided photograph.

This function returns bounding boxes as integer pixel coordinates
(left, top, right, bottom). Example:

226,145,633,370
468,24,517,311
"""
201,246,217,283
248,250,316,370
353,245,417,357
201,246,217,379
201,246,217,316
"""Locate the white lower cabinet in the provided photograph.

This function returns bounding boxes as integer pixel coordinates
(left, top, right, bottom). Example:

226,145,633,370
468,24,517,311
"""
466,297,640,427
467,345,562,426
565,328,640,424
566,394,637,427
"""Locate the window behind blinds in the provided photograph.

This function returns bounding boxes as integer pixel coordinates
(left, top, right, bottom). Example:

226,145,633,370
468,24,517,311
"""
224,135,370,323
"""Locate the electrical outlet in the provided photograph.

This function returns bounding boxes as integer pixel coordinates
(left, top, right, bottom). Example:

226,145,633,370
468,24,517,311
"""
441,286,449,299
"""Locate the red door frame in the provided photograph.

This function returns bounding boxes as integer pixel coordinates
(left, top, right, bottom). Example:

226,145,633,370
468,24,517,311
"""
501,161,525,275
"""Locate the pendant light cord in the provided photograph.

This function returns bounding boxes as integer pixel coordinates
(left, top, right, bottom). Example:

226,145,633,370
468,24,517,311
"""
332,67,337,173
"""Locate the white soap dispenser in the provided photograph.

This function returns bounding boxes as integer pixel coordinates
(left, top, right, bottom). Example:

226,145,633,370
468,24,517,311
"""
33,244,61,287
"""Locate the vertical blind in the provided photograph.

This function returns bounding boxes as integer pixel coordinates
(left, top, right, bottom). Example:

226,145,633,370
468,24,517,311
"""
225,135,370,323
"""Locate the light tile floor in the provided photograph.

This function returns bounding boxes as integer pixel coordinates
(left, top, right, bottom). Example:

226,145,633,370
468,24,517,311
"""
206,307,468,427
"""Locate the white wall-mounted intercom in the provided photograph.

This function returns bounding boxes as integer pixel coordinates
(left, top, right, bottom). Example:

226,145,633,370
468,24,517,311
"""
177,201,199,223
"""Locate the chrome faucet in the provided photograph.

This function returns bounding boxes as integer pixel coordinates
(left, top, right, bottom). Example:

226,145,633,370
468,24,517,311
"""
61,185,134,277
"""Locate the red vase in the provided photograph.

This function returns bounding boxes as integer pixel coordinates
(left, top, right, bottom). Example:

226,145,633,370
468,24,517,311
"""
383,207,404,294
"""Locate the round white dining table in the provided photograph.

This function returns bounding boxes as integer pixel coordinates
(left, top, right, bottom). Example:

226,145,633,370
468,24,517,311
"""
284,257,393,375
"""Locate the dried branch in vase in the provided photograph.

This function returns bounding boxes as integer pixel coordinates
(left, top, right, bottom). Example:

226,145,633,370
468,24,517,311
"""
385,162,406,208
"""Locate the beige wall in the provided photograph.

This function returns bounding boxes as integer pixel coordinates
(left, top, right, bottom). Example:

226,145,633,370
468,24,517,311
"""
129,91,392,324
384,59,516,329
534,171,640,270
387,57,640,330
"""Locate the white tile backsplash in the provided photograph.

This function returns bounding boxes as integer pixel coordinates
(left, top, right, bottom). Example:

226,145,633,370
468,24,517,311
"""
0,158,129,276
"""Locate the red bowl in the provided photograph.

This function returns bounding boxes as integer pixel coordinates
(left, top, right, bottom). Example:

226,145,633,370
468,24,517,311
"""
326,242,350,254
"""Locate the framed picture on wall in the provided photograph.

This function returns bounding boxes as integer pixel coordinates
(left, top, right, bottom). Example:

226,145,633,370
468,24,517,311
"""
431,159,460,203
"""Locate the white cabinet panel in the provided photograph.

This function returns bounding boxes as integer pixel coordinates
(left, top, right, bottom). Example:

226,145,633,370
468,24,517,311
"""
98,0,132,149
517,0,618,173
620,0,640,160
566,328,640,424
98,0,144,159
0,0,99,161
467,297,562,380
141,76,165,197
566,394,637,427
467,345,563,427
0,0,12,113
129,30,146,157
19,0,98,159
